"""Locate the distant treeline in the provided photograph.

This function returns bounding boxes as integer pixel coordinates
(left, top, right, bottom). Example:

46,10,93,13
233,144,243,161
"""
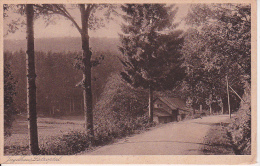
4,49,122,116
4,37,121,53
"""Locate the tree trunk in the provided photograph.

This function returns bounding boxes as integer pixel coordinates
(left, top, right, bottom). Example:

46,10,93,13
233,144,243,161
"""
209,104,212,115
148,85,153,122
80,5,94,139
221,106,224,115
26,4,39,155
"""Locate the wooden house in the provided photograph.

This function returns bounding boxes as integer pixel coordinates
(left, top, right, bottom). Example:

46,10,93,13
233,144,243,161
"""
152,97,190,123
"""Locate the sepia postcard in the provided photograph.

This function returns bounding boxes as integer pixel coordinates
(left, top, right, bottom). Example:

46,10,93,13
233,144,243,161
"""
0,0,257,164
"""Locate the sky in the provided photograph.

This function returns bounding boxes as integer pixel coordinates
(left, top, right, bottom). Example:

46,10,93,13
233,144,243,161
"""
4,4,190,40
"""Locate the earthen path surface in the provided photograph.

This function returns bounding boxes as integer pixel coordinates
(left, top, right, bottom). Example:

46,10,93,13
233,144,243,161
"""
83,115,229,155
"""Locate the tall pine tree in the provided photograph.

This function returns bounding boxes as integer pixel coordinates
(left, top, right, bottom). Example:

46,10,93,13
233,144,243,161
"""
119,4,185,122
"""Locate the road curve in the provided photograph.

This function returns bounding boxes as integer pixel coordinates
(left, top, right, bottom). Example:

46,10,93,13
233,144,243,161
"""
83,115,229,155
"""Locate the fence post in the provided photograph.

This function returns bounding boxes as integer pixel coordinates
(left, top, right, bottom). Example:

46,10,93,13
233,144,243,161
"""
226,75,231,119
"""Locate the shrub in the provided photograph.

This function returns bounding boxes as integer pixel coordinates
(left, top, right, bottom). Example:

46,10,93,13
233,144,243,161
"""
93,114,154,146
92,73,153,146
37,114,154,155
227,82,251,155
4,63,17,136
40,131,90,155
4,145,30,155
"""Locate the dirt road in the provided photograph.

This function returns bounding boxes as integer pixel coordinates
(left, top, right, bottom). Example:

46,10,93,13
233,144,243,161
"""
84,115,229,155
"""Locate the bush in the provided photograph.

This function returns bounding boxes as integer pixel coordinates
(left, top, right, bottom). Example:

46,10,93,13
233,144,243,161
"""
227,82,251,155
94,114,154,146
37,114,154,155
4,63,17,136
40,131,90,155
4,145,30,155
92,73,154,145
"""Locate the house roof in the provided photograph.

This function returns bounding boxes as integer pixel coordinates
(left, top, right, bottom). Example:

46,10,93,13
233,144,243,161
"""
156,97,190,112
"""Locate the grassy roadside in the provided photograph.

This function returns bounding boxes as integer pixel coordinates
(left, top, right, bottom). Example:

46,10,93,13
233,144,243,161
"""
4,115,155,155
200,118,234,155
201,84,251,156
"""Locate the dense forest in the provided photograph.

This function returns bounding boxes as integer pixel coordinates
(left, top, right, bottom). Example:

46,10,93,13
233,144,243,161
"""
4,37,122,116
4,35,246,117
4,37,120,53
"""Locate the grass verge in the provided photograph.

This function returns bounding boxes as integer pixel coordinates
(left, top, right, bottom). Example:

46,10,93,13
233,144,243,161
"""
201,119,234,155
5,115,155,155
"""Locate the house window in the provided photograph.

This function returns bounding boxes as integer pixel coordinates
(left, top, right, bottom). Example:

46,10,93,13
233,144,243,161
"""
155,104,162,108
